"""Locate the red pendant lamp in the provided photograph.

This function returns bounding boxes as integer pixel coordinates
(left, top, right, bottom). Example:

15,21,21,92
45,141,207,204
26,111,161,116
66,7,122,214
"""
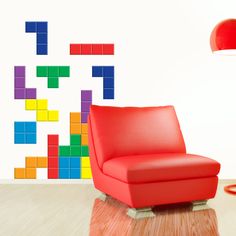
211,19,236,194
210,19,236,55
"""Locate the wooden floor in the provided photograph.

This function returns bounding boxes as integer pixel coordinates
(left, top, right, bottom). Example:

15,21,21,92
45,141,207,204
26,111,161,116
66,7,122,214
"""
0,180,235,235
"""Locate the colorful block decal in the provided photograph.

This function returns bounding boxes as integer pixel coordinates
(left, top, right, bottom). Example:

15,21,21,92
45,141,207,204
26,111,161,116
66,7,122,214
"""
14,21,115,179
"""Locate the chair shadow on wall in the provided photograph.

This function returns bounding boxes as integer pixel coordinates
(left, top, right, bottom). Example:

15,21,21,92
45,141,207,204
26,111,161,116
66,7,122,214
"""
89,197,219,236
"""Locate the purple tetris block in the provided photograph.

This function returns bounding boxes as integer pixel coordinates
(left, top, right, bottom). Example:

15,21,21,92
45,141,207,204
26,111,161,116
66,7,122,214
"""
26,88,37,99
81,101,91,112
14,66,25,78
15,77,25,88
81,112,89,123
15,89,25,99
81,90,92,101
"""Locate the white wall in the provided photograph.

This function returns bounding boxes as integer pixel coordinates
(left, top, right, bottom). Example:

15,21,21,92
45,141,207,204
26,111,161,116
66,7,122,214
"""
0,0,236,179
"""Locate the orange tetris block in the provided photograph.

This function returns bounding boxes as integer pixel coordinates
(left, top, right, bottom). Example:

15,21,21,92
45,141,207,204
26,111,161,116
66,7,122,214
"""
25,168,36,179
37,157,48,168
70,112,81,123
25,157,37,168
81,124,88,134
70,123,81,134
82,134,88,145
14,168,25,179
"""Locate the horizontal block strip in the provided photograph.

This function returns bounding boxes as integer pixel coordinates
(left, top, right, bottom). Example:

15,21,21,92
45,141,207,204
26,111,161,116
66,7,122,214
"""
70,44,114,55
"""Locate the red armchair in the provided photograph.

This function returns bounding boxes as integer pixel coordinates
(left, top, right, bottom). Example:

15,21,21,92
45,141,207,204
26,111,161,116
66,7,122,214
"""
88,105,220,218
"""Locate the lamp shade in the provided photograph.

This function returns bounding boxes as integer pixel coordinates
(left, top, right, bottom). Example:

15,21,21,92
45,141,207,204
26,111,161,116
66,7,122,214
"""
210,19,236,55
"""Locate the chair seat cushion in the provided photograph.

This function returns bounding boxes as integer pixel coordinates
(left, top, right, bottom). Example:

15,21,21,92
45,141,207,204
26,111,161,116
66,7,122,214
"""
102,153,220,184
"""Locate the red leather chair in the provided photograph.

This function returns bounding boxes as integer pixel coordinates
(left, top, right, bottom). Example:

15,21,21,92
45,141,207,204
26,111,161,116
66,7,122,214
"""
88,105,220,218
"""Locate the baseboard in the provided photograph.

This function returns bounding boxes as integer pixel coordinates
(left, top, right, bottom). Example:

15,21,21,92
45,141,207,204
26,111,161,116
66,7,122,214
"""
0,179,94,184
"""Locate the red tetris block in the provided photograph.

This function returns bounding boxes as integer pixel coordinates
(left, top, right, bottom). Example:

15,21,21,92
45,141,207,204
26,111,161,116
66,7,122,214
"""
48,135,59,146
48,169,58,179
81,44,92,55
103,44,114,55
48,146,58,157
48,158,58,168
70,44,81,55
92,44,103,55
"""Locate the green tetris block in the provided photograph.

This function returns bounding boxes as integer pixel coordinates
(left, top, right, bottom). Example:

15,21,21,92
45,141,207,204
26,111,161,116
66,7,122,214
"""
59,66,70,77
70,135,81,145
71,146,81,156
81,146,89,156
48,77,59,88
59,146,71,156
37,66,48,77
48,66,59,77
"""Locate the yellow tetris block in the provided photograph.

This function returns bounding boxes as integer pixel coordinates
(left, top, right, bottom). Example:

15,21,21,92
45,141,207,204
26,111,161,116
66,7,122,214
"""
37,99,48,110
14,168,25,179
81,157,91,168
81,124,88,134
70,123,81,134
25,99,37,110
37,110,48,121
37,157,48,168
81,134,88,145
70,112,81,123
25,168,36,179
81,168,92,179
48,110,59,121
25,157,37,168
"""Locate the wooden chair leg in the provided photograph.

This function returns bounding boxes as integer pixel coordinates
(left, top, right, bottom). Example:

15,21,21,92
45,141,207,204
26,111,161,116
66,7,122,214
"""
192,200,209,211
98,192,108,202
127,207,155,219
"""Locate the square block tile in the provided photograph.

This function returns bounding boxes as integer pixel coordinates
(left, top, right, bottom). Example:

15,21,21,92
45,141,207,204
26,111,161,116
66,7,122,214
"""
37,22,48,32
81,157,91,168
25,122,36,133
81,90,92,101
104,89,114,99
103,66,114,77
70,134,81,145
37,66,48,77
14,122,25,132
37,157,48,168
81,101,91,112
48,135,59,146
81,146,89,156
59,169,70,179
15,89,25,99
48,168,58,179
25,168,36,179
70,124,81,134
104,77,114,88
48,66,59,77
70,146,81,156
48,146,58,157
81,134,88,145
14,66,25,78
70,44,81,55
70,158,81,168
25,22,36,32
92,44,103,55
70,169,81,179
37,44,48,55
81,44,92,54
14,133,25,144
37,33,47,44
26,157,37,168
81,112,89,123
26,88,37,99
70,112,81,123
15,77,25,88
48,158,58,168
81,124,88,134
92,66,103,77
81,168,92,179
14,168,25,179
59,66,70,77
59,146,71,156
48,110,59,121
25,99,37,110
25,133,37,144
59,157,70,168
37,110,48,121
48,77,59,88
103,44,114,55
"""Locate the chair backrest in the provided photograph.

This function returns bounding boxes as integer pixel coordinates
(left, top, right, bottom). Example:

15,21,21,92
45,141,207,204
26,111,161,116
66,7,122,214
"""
89,105,186,168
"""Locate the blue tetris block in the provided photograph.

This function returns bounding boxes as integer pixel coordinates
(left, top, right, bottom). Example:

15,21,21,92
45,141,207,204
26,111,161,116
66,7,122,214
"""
70,157,80,168
14,122,25,132
59,157,70,168
25,22,36,32
59,169,70,179
103,66,114,77
14,133,25,144
37,45,48,55
70,169,81,179
25,122,37,133
37,22,48,32
92,66,103,77
37,33,47,44
104,77,114,88
25,133,36,144
104,89,114,99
